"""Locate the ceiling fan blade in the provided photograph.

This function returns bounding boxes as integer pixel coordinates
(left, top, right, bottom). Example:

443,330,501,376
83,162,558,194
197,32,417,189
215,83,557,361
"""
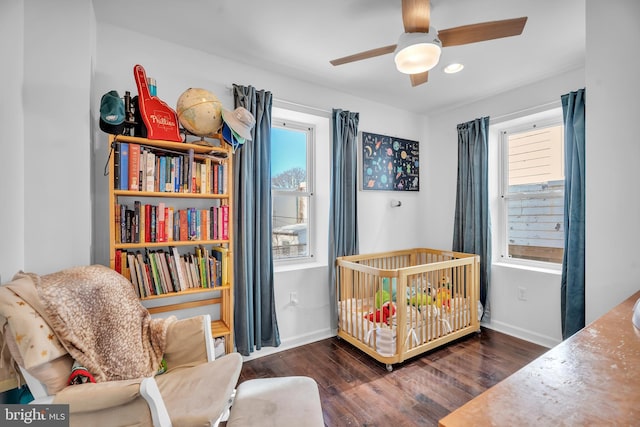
410,71,429,87
402,0,430,33
329,44,397,66
438,17,528,47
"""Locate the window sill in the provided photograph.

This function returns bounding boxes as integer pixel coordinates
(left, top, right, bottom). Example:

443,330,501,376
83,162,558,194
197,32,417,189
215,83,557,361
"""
493,261,562,275
274,259,326,273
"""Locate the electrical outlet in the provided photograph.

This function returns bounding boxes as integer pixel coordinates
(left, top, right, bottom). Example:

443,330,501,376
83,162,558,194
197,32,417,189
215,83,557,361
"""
289,292,299,305
517,286,527,301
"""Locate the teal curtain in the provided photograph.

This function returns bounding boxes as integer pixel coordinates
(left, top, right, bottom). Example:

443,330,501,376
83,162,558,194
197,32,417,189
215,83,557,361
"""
452,117,491,312
560,89,586,339
328,109,360,331
232,84,280,355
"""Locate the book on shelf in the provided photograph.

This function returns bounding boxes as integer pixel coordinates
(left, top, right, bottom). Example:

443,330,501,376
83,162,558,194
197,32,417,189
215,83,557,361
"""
182,254,193,289
170,246,188,291
156,250,175,292
150,205,157,242
127,252,141,298
145,249,160,295
120,250,130,281
133,201,141,243
174,155,181,193
114,249,122,274
157,202,166,242
164,250,180,292
195,162,201,194
221,205,229,240
145,150,155,192
168,156,176,192
201,209,208,240
119,204,127,243
187,149,194,193
166,206,174,242
194,246,207,288
125,208,134,243
114,142,121,190
129,143,141,191
211,206,218,240
119,143,129,191
135,251,152,297
179,209,188,242
188,208,196,240
219,163,225,194
186,254,198,288
139,149,145,192
211,245,228,287
213,163,219,194
114,202,121,244
203,158,211,194
159,156,166,193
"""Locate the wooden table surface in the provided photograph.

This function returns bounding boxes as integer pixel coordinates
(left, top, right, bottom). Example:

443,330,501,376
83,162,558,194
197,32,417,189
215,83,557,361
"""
439,291,640,426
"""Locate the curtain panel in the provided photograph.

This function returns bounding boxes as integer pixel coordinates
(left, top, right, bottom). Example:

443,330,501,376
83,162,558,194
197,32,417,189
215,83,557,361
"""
232,84,280,355
328,109,360,331
560,88,586,339
452,116,492,312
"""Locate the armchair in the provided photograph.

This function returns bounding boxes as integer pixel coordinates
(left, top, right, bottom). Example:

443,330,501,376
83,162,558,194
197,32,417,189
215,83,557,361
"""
0,266,241,427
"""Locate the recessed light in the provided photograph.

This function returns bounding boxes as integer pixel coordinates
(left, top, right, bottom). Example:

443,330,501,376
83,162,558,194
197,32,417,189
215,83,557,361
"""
444,63,464,74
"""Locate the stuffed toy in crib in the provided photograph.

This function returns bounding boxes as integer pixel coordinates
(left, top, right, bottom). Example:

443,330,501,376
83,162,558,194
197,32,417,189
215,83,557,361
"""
365,301,396,325
436,276,452,310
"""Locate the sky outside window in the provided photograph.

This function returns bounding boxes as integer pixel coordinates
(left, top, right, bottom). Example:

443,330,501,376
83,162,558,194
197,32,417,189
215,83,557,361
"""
271,127,307,178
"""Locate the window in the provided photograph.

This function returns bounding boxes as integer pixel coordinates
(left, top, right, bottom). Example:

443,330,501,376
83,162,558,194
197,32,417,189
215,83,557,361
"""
499,114,565,265
271,119,314,261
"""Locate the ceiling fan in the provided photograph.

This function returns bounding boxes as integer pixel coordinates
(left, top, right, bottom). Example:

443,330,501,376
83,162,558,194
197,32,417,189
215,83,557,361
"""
329,0,527,87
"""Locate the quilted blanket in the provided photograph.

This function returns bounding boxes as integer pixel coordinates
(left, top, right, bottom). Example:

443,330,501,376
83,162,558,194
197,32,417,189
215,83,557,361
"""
27,265,175,382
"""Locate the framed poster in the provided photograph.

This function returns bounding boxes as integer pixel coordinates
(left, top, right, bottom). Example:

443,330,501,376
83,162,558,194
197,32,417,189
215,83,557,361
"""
361,131,419,191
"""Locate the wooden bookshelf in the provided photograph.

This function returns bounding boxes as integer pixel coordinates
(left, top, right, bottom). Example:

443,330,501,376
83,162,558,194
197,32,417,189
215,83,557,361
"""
107,133,234,355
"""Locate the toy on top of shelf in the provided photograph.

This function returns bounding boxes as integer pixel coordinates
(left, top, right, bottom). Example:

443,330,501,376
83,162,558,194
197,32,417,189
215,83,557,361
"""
133,64,182,142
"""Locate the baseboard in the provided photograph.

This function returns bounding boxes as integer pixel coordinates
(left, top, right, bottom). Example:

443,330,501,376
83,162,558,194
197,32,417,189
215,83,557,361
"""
482,320,561,349
240,328,336,362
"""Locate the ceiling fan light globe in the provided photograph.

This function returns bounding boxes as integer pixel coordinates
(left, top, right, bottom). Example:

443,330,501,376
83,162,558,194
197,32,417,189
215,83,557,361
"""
394,32,442,75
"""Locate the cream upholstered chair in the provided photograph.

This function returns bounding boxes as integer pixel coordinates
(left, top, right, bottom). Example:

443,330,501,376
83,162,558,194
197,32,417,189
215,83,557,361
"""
0,267,242,427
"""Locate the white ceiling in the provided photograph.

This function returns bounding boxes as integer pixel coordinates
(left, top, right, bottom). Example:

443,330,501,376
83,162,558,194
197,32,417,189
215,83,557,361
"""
93,0,585,115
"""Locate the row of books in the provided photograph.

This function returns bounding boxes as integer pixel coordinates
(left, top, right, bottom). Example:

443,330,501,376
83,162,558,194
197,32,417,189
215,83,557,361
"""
114,245,228,298
114,142,227,194
116,202,229,244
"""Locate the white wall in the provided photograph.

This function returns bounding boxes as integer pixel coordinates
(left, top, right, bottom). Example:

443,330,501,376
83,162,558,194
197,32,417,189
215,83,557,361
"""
424,68,585,347
585,0,640,322
0,0,25,284
0,0,93,281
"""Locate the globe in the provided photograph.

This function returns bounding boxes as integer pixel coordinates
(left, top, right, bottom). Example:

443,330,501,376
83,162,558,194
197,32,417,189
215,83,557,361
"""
176,88,223,137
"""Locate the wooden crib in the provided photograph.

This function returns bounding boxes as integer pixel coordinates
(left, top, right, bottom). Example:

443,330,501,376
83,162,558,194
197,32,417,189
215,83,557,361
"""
336,248,480,371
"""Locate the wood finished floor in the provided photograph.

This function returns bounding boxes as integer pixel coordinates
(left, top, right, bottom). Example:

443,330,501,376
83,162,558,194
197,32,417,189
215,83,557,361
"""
235,328,548,427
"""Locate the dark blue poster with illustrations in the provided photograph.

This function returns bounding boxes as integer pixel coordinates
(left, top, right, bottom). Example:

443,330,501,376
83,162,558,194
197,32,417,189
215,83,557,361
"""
361,132,419,191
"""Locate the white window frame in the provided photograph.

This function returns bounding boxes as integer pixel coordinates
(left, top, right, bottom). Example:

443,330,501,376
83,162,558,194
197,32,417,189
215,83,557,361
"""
497,111,564,270
271,118,316,264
